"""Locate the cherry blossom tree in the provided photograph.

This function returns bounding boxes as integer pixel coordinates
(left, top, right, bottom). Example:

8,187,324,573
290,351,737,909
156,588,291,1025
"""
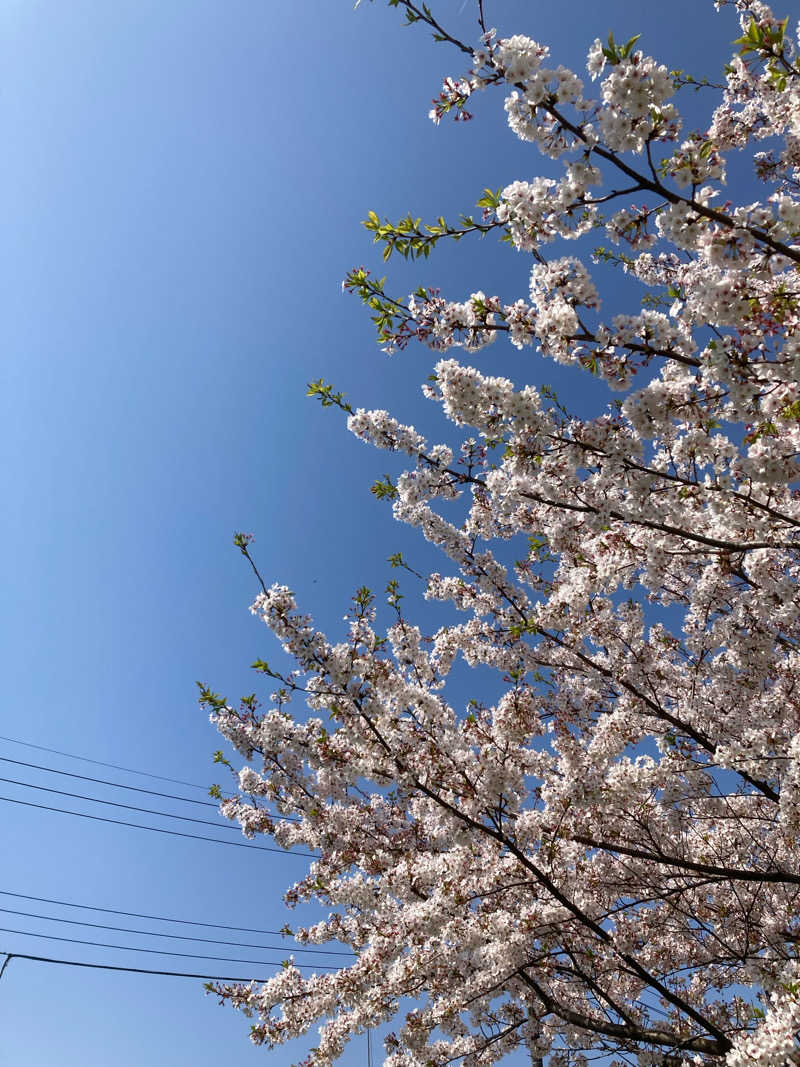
204,3,800,1066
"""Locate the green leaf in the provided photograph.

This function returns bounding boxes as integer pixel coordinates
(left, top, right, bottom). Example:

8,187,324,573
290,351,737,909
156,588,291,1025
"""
371,475,399,500
621,33,641,58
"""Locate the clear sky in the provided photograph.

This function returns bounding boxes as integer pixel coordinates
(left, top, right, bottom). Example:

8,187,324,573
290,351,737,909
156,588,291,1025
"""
1,2,741,1064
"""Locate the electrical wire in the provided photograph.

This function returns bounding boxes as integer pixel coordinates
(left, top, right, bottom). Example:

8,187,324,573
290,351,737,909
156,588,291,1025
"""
0,906,354,957
0,950,269,982
0,755,298,823
0,755,221,808
0,795,315,855
0,775,240,830
0,734,207,789
0,926,339,969
0,754,298,824
0,889,294,935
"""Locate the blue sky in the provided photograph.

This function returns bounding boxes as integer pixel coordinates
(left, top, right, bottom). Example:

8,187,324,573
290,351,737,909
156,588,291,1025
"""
1,2,744,1064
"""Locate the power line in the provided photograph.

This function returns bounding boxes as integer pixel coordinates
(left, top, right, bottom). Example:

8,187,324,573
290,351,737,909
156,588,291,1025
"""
0,926,339,969
0,950,298,982
0,734,208,790
0,795,315,856
0,754,298,824
0,756,221,808
0,775,240,831
0,906,354,957
0,889,295,936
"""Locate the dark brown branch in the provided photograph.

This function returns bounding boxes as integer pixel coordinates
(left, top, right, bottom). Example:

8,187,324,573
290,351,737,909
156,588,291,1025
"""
572,835,800,885
514,968,730,1055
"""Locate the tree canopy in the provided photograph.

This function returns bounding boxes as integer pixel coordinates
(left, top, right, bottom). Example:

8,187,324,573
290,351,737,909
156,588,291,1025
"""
206,3,800,1066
